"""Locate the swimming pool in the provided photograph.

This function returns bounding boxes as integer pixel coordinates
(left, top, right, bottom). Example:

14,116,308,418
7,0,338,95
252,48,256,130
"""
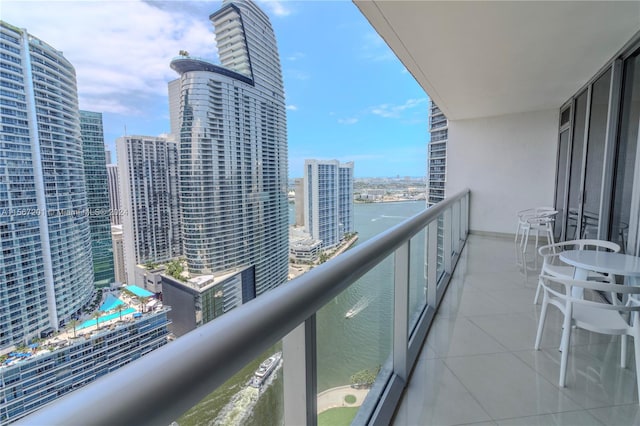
125,285,154,298
99,294,124,312
76,307,136,331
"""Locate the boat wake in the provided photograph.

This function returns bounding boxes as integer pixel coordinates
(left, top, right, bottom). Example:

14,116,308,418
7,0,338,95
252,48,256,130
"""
211,356,282,426
345,296,371,319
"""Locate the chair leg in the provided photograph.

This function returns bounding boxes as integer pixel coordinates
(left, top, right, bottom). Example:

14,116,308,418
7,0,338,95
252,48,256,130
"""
547,224,555,246
633,327,640,404
515,222,520,243
534,277,542,305
559,306,573,387
534,292,548,349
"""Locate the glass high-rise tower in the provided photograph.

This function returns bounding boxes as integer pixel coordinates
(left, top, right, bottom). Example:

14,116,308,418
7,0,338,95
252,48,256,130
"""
427,101,448,206
169,0,288,295
0,22,94,347
304,160,354,249
116,135,182,285
80,110,115,287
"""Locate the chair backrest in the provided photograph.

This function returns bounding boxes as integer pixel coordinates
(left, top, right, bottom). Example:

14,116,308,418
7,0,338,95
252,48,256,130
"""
517,206,555,219
540,274,640,313
538,239,621,258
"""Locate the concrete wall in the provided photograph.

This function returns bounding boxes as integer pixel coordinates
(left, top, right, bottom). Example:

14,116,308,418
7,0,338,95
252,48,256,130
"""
447,108,558,234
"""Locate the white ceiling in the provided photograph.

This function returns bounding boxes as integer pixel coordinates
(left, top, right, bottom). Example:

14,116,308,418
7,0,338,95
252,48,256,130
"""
354,1,640,120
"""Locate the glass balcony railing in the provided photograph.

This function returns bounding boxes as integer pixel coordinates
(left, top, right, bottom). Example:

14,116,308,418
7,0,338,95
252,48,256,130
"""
18,189,470,426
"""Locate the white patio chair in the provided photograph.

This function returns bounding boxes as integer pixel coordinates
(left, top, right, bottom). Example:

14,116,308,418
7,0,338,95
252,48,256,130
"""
520,211,557,256
515,206,555,244
534,239,621,304
534,274,640,402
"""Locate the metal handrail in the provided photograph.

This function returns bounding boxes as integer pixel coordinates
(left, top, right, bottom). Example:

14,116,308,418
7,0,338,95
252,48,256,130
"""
18,189,470,426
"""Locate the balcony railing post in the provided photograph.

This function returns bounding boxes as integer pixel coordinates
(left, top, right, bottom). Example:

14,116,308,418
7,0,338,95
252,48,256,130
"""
393,241,410,379
463,194,469,236
444,208,453,275
283,315,317,426
427,220,438,307
452,200,461,254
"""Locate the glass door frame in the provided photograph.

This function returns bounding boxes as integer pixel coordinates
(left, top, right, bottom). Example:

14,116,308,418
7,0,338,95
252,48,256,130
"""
554,101,573,242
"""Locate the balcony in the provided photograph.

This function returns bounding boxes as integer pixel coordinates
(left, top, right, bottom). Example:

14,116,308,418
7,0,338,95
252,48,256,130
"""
395,234,640,425
18,190,470,425
17,191,640,425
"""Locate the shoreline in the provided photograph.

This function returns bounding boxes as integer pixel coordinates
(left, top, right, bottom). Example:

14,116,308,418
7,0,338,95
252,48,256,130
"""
354,199,425,204
317,384,369,414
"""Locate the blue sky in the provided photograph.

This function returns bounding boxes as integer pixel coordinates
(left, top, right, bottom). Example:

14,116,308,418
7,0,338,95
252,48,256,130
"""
3,0,430,177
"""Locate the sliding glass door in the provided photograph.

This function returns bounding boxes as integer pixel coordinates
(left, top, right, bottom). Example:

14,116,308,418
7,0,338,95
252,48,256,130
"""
610,50,640,253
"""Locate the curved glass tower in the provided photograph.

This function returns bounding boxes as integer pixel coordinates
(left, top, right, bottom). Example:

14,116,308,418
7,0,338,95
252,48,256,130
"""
169,0,288,295
0,22,94,347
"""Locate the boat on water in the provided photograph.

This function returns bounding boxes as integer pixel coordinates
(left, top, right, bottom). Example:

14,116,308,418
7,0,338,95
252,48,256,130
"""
345,296,370,319
249,352,282,388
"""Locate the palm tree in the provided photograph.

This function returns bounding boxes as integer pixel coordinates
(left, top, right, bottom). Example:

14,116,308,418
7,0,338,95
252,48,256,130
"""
93,311,103,330
67,319,79,338
117,304,126,322
140,297,150,313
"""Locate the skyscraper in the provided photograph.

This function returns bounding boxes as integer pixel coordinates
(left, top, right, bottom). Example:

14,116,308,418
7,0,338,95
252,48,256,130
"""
111,225,126,284
0,22,94,347
116,135,182,285
304,160,354,249
106,164,121,225
80,110,115,287
169,0,288,295
427,101,448,206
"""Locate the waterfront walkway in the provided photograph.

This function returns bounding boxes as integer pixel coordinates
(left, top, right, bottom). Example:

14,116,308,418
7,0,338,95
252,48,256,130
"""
317,385,369,413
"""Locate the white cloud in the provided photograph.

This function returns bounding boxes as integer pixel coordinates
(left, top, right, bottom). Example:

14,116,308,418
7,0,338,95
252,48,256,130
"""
2,0,217,114
338,118,359,125
286,52,305,61
369,98,428,119
257,0,292,17
286,104,298,111
285,69,310,81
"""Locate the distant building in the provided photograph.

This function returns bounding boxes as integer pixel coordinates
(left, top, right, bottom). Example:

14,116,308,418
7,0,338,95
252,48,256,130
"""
304,160,354,249
168,0,288,296
105,145,112,164
0,22,94,348
339,163,355,234
80,110,115,287
162,267,255,337
116,136,182,284
134,263,165,296
289,227,321,263
111,225,126,284
106,164,121,225
0,309,170,424
427,101,448,206
294,178,305,227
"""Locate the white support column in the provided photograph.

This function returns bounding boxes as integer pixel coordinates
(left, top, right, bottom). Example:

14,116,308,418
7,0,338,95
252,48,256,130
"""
393,242,410,380
427,220,439,307
452,201,460,254
444,208,453,275
283,316,317,426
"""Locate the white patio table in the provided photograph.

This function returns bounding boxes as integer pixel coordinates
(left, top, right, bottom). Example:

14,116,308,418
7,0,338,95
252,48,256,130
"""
559,249,640,297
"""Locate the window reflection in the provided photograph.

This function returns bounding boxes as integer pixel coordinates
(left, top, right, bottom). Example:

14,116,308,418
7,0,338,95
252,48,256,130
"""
611,52,640,252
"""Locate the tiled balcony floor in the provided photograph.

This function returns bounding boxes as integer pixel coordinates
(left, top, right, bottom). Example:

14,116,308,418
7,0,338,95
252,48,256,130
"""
393,234,640,426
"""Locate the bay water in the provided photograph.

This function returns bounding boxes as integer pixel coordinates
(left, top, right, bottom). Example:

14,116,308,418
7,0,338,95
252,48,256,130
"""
178,200,426,425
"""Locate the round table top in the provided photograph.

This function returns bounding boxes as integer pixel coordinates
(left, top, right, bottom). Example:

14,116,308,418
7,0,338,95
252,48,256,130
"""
559,250,640,276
